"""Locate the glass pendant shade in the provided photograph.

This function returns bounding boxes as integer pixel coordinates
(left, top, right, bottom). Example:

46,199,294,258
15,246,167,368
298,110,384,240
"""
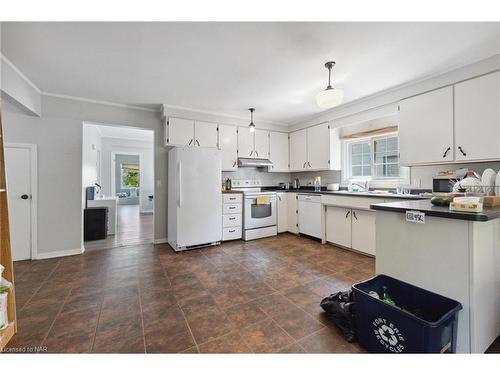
249,123,255,132
316,87,344,109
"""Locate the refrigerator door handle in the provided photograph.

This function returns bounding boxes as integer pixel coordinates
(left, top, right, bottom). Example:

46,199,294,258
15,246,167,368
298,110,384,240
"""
177,161,182,207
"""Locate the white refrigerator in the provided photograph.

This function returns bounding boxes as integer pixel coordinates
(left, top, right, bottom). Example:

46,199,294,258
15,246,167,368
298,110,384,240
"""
168,147,222,251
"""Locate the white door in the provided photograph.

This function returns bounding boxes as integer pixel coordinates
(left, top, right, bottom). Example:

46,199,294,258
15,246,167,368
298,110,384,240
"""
269,131,289,172
168,117,194,146
454,71,500,161
286,192,298,234
253,129,269,159
289,129,307,171
277,192,288,233
351,209,376,256
237,127,254,158
307,123,330,170
398,86,454,165
326,206,352,248
218,124,238,171
5,145,36,261
194,121,218,148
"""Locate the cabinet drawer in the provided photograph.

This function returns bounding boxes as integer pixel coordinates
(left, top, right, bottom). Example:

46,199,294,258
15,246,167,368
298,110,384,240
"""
223,214,242,227
223,194,242,204
223,203,242,214
222,227,242,241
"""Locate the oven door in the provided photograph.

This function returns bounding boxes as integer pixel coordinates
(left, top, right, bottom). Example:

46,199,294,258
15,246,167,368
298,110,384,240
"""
244,195,277,229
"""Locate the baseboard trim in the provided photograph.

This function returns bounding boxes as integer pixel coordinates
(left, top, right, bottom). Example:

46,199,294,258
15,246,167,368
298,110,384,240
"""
36,247,84,260
153,238,168,245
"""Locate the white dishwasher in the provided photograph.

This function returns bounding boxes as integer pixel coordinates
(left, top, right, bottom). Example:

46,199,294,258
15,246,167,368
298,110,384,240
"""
297,194,322,239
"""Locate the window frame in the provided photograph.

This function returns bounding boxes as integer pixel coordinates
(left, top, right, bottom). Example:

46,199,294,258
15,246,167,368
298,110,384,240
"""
343,132,401,182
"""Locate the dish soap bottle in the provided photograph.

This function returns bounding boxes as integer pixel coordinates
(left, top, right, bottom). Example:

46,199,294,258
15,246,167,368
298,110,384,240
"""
225,178,232,191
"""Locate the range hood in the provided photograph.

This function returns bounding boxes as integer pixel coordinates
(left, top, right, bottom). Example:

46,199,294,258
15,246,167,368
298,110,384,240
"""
237,157,273,168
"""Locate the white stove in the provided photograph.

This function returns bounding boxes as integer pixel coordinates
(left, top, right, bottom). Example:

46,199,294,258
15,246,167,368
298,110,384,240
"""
231,179,278,241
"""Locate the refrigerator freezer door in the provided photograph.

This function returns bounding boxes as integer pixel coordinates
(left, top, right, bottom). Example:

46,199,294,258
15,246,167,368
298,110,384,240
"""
176,148,222,248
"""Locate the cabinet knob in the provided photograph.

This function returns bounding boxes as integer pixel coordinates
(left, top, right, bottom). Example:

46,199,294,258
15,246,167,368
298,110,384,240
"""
442,147,451,158
188,139,193,146
458,146,467,157
353,211,358,220
345,210,351,218
233,161,237,167
303,162,307,168
307,162,311,168
196,140,200,146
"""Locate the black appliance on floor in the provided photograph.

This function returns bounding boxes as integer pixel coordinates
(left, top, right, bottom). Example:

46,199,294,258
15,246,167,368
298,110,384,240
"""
84,207,108,241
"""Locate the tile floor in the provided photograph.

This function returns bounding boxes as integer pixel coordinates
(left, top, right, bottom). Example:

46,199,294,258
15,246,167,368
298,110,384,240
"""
5,233,499,353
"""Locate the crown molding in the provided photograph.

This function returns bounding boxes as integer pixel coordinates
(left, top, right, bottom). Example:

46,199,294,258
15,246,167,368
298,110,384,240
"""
42,92,160,113
162,103,288,127
0,53,42,94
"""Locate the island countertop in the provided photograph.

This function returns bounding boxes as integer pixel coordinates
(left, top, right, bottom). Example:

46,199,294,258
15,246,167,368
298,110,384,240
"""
370,199,500,221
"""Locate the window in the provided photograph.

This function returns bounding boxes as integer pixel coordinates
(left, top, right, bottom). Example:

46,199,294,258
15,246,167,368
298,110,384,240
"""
345,134,400,180
349,141,371,178
121,163,140,189
373,136,399,178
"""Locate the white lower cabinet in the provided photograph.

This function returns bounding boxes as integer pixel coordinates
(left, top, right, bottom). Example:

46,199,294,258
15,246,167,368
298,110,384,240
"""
286,192,299,234
326,206,376,255
351,209,376,256
222,194,242,241
326,206,352,248
277,192,288,233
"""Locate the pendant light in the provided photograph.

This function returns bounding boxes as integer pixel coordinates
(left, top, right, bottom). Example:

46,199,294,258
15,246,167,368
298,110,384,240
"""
316,61,344,109
248,108,256,133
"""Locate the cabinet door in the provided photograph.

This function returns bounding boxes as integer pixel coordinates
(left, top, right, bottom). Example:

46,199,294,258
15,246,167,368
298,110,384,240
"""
307,123,330,170
167,117,194,146
398,86,454,165
254,129,269,159
289,129,307,171
298,199,322,239
351,209,376,256
237,127,255,158
287,193,298,234
218,124,238,171
277,193,288,233
269,131,289,172
194,121,218,148
455,71,500,161
326,206,351,248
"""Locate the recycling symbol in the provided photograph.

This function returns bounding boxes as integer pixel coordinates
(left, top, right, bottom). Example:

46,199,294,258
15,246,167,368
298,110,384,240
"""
378,324,399,346
372,317,405,352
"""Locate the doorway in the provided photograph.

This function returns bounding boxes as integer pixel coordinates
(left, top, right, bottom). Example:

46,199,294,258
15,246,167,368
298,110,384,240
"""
4,143,37,261
82,123,154,250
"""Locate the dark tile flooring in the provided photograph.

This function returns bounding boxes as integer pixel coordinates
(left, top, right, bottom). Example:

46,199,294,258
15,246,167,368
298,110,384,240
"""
5,233,499,353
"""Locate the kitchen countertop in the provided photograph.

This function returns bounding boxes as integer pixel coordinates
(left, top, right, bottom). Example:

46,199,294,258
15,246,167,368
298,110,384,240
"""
260,187,427,200
371,199,500,221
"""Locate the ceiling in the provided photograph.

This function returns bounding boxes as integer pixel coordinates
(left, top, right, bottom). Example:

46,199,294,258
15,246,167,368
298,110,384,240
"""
93,124,154,142
2,22,500,125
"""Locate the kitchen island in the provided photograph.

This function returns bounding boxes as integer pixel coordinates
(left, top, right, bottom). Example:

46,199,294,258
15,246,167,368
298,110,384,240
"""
371,199,500,353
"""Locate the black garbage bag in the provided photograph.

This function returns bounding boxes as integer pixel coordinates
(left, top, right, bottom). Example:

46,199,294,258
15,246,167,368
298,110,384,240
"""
320,290,357,342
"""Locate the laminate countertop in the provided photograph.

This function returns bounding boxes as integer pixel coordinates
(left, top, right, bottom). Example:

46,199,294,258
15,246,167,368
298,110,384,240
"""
371,199,500,221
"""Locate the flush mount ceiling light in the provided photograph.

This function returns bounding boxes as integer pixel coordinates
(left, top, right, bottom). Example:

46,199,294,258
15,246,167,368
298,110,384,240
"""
248,108,256,133
316,61,344,109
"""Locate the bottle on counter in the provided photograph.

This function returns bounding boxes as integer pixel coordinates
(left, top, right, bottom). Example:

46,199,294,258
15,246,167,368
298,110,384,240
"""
224,178,232,191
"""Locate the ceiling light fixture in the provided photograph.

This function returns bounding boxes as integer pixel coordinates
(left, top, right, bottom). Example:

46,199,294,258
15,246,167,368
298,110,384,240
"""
248,108,256,133
316,61,344,109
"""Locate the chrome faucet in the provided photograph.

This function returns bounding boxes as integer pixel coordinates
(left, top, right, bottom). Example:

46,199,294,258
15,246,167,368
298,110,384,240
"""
350,180,370,192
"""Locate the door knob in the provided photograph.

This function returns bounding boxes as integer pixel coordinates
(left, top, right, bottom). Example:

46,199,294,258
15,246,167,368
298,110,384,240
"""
21,194,30,200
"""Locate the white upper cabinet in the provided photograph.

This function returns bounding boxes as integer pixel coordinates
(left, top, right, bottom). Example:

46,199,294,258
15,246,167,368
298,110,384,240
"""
307,123,331,170
289,123,338,171
254,129,269,159
167,117,194,146
219,124,238,171
269,131,289,172
237,127,254,158
194,121,218,148
454,71,500,162
398,86,454,165
289,129,307,171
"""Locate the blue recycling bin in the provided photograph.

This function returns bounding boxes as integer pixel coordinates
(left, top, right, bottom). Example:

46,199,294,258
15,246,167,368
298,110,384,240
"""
352,275,462,353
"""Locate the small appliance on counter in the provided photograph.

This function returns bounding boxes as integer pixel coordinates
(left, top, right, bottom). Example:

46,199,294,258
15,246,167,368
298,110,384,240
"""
292,178,300,190
327,183,340,191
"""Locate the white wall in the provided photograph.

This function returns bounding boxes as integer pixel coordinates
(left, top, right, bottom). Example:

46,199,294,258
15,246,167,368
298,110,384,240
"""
101,136,154,213
82,124,102,196
2,95,164,256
